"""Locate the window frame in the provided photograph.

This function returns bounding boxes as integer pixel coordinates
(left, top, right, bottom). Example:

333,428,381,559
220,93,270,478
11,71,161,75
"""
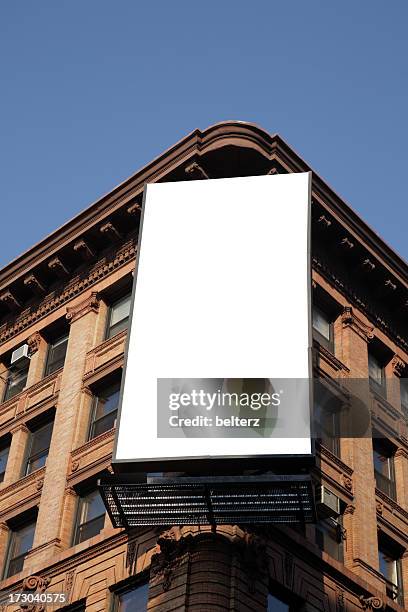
314,515,344,562
3,518,36,579
400,376,408,414
88,379,121,441
312,304,334,353
105,293,132,340
44,332,69,377
378,536,404,606
110,573,150,612
73,488,105,546
3,364,29,402
24,419,54,476
368,350,387,398
373,439,396,500
0,437,10,483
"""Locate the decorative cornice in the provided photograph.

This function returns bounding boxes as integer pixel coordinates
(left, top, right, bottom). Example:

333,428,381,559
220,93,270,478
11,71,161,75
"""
344,504,355,515
395,447,408,460
0,465,45,498
9,422,29,435
127,201,142,215
23,274,46,297
73,239,95,261
0,240,136,347
0,290,21,312
100,221,122,242
184,161,209,180
392,354,406,377
71,427,114,459
341,306,374,342
48,256,69,278
66,291,100,324
359,595,385,610
376,488,408,522
314,342,350,373
313,253,408,353
317,443,354,476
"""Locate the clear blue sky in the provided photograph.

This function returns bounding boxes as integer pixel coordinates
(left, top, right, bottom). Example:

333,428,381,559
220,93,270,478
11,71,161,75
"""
1,1,407,268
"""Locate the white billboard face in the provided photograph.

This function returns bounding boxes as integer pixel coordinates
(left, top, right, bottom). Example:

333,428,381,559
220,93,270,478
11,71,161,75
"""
114,173,312,468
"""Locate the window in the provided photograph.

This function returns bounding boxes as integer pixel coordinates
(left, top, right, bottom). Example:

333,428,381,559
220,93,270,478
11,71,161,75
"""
312,305,334,352
106,294,131,339
4,519,36,578
89,380,121,440
25,420,54,475
368,350,386,397
0,438,10,483
314,516,344,562
3,365,29,402
314,384,342,457
373,439,396,500
44,333,68,376
74,489,105,545
401,376,408,413
114,582,149,611
267,593,289,611
378,536,404,606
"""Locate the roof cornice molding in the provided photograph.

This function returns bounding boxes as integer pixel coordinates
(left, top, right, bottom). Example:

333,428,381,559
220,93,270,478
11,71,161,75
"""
0,120,407,299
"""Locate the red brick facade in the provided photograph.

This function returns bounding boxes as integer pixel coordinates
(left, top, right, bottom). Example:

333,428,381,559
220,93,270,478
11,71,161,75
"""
0,122,407,611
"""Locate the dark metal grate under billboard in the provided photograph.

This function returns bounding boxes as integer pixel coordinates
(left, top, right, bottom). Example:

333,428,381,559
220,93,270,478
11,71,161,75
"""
99,475,315,528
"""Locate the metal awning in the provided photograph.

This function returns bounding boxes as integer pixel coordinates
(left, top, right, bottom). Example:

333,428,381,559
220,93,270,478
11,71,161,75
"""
99,474,315,528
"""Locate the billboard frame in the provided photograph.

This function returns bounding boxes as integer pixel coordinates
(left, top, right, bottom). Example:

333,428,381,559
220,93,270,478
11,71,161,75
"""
111,172,315,476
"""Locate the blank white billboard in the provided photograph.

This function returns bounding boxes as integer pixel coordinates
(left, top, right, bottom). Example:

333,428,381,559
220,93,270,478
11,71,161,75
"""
114,172,312,468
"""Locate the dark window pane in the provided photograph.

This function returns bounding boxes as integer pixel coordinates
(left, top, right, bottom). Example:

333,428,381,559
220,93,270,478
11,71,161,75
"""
45,334,68,376
401,378,408,409
107,295,131,339
0,445,10,482
91,411,117,438
314,400,340,457
118,583,149,612
315,518,343,561
368,352,386,397
313,306,330,340
81,490,105,522
373,444,395,499
89,383,120,440
267,593,289,611
4,367,28,401
76,515,105,544
6,521,36,577
25,421,54,475
75,490,105,545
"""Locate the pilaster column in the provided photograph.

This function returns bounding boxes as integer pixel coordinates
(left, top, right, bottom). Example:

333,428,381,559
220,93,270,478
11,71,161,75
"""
59,488,78,549
338,307,382,589
0,522,10,575
26,332,48,388
0,361,8,402
3,424,30,485
384,354,406,411
28,292,101,568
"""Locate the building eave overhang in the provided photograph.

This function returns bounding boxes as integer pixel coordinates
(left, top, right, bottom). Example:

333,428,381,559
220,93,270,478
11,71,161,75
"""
0,119,407,304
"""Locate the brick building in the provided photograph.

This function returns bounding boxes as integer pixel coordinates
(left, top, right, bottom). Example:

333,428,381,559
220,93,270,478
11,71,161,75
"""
0,121,407,611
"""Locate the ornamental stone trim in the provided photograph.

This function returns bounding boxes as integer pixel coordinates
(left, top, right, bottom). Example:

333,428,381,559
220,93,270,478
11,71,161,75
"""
392,354,406,377
27,332,43,356
341,306,374,342
0,240,136,347
66,292,100,324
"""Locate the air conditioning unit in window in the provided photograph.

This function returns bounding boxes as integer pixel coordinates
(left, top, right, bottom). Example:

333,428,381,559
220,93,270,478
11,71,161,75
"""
316,485,340,518
10,344,31,369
